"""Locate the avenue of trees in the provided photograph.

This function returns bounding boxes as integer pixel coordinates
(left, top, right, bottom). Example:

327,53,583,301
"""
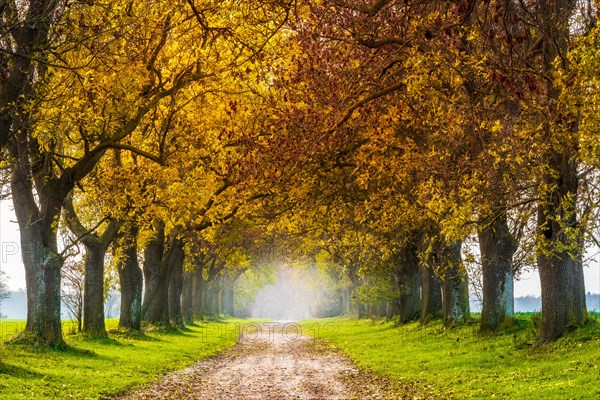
1,0,600,348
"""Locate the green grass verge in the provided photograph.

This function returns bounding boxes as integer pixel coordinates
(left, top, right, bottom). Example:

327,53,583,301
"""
0,318,246,399
300,313,600,399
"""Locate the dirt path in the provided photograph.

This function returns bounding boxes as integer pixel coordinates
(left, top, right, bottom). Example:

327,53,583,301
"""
116,322,431,400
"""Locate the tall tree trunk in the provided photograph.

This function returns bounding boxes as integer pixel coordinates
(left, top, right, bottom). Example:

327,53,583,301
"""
440,240,469,327
182,271,194,324
82,244,107,337
21,236,63,346
538,248,587,341
209,279,222,316
204,279,216,316
11,165,65,348
192,268,206,317
454,0,517,334
77,306,82,334
204,283,214,315
142,220,170,325
222,275,234,316
535,0,587,341
537,153,587,341
478,212,516,333
202,260,225,317
347,264,363,318
419,264,442,324
349,285,364,318
340,286,350,315
217,285,224,315
118,226,143,330
213,280,223,315
63,195,120,338
392,242,420,324
167,238,185,328
418,234,443,324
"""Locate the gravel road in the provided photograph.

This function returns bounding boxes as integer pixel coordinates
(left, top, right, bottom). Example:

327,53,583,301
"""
115,322,434,400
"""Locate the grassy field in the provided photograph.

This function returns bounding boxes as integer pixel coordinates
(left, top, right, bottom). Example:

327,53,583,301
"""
300,313,600,399
0,318,245,399
2,316,598,399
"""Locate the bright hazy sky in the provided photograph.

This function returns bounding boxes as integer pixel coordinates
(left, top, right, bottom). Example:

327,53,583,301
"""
1,200,599,296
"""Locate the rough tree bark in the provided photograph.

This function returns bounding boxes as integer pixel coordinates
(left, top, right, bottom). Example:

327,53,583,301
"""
440,240,469,327
192,267,207,317
346,262,364,318
418,264,442,325
117,225,143,330
82,245,107,337
390,242,420,324
537,150,587,341
182,271,194,324
167,238,185,328
142,219,185,327
10,148,66,347
478,212,516,333
142,220,169,324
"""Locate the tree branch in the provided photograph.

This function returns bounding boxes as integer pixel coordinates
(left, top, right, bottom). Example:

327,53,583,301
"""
63,192,103,247
326,82,405,134
332,0,391,16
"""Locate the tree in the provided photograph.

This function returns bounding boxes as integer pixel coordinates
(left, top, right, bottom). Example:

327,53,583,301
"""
141,219,184,326
114,223,143,330
517,0,590,341
4,0,210,347
2,0,69,347
3,0,291,346
63,192,120,338
418,233,443,324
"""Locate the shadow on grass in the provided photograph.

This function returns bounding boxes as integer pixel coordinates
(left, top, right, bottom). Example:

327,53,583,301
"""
107,329,163,342
147,326,190,336
76,336,125,346
0,361,43,379
4,339,100,358
194,315,228,323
